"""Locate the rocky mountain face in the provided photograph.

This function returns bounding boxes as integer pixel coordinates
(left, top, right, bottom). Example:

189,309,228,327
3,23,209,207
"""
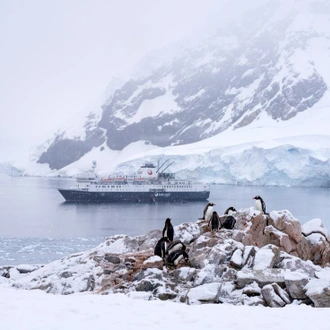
3,208,330,307
37,0,330,170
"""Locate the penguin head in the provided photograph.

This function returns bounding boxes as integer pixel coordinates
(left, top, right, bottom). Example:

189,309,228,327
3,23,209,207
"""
165,218,171,224
225,206,237,215
209,202,215,207
253,196,261,201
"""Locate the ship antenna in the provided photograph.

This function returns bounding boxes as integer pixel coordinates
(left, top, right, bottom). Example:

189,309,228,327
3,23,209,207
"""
156,159,169,173
160,161,175,173
92,160,97,172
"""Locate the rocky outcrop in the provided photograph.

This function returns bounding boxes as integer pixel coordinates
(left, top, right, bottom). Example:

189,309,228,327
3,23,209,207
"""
3,208,330,307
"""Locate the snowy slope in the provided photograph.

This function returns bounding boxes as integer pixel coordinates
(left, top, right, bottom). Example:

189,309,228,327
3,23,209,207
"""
11,0,330,186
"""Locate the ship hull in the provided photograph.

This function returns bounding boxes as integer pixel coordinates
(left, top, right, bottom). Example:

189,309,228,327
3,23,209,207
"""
58,188,210,203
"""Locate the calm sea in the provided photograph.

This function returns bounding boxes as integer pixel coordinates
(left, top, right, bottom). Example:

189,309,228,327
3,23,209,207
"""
0,176,329,265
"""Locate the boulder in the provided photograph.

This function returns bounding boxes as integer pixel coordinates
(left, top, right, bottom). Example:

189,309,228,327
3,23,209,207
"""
237,269,285,289
264,226,294,253
269,210,302,244
187,282,221,304
284,271,309,300
305,278,330,307
242,214,269,247
230,248,243,268
252,245,280,270
261,284,287,307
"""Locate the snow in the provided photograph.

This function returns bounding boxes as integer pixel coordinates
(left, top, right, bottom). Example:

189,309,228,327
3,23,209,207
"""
127,88,180,125
187,282,220,303
143,256,162,264
0,285,330,330
118,74,180,126
253,248,276,270
184,89,206,102
235,74,264,102
302,218,329,239
230,249,243,266
305,278,330,295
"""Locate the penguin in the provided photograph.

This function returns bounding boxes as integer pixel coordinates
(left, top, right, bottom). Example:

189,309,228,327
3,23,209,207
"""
166,240,186,255
166,250,189,266
253,195,269,226
221,206,237,229
209,211,220,232
154,237,171,259
199,202,216,222
162,218,174,242
253,196,268,215
224,206,237,215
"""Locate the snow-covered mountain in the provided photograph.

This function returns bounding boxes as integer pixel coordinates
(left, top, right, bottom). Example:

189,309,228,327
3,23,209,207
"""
29,0,330,186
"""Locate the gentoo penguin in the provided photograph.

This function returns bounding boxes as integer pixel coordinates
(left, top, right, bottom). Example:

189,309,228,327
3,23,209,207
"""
253,195,269,226
162,218,174,242
166,240,186,256
253,196,268,215
166,250,189,266
200,202,215,222
154,237,171,259
220,207,236,230
224,206,237,215
209,211,220,232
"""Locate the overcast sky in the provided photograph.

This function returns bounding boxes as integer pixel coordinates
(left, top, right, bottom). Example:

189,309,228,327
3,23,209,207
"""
0,0,265,162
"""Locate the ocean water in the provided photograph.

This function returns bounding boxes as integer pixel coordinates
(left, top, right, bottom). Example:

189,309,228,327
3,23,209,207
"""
0,176,329,265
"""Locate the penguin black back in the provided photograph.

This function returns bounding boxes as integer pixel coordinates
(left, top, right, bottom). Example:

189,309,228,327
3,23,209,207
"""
154,237,170,259
221,215,236,229
221,206,237,229
162,218,174,241
210,211,220,232
166,250,189,266
166,240,186,255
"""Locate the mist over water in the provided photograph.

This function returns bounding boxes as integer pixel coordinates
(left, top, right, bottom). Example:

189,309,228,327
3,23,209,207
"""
0,176,329,265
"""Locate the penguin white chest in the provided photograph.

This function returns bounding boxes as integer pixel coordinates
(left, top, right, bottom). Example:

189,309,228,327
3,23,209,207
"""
205,207,213,221
174,254,183,266
255,199,263,212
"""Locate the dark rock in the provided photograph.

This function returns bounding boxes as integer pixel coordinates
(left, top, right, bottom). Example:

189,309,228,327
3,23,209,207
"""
135,280,162,292
104,255,121,264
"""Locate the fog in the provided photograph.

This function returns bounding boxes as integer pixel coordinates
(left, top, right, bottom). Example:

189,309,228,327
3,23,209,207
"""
0,0,267,162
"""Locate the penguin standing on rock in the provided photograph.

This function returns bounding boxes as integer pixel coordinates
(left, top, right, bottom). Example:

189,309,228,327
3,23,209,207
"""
162,218,174,242
209,211,220,232
253,196,268,215
154,237,171,259
166,240,186,255
166,250,189,266
253,195,269,226
200,202,215,222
